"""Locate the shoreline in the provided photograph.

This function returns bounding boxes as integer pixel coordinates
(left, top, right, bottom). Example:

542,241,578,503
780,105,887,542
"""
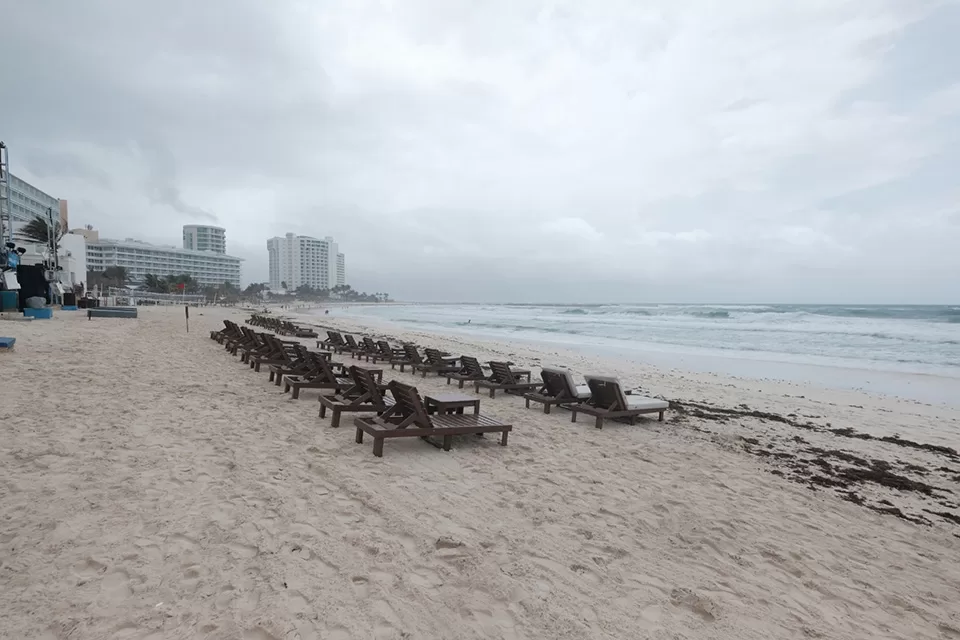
312,305,960,408
2,305,959,639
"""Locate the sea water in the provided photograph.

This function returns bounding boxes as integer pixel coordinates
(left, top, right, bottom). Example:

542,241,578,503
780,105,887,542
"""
330,304,960,404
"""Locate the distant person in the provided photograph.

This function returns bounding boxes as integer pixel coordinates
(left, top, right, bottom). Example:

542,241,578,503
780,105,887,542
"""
467,319,471,324
325,309,330,315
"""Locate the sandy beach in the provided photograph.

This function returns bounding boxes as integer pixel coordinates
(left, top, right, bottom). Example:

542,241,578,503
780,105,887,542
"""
2,305,960,640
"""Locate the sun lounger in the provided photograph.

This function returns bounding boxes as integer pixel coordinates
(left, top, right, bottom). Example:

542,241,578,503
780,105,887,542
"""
318,366,396,428
412,348,460,378
445,356,492,388
353,381,512,457
283,354,352,399
317,331,345,351
523,367,592,413
248,334,303,372
474,362,541,398
565,375,668,428
268,344,314,383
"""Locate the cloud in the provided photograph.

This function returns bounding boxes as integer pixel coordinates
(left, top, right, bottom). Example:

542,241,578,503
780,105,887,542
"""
0,0,958,302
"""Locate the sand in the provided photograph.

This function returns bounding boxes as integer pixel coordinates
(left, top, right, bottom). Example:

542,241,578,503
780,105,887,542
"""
1,305,959,640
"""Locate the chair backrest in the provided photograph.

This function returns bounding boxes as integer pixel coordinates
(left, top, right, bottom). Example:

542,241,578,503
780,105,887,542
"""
362,337,377,351
376,340,393,356
349,366,390,411
344,335,359,348
386,381,432,428
540,368,574,398
327,331,343,344
403,344,423,363
314,355,343,383
424,348,451,365
489,361,517,384
459,356,485,377
584,376,628,410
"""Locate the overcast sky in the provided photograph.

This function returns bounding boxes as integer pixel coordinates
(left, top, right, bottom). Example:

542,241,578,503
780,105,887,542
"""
1,0,958,303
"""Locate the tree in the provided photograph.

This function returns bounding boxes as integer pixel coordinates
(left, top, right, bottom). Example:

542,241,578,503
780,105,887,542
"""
102,266,129,288
244,283,267,297
143,274,167,293
280,281,288,289
165,273,199,293
19,214,64,247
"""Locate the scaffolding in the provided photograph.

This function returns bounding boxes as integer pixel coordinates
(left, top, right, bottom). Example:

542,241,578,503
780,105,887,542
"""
107,287,206,305
0,141,10,246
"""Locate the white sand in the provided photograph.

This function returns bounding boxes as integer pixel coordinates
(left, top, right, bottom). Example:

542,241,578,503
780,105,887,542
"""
2,305,959,639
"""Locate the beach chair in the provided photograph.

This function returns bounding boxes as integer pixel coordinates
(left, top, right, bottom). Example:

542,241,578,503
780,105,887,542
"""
474,362,541,398
364,340,404,366
413,348,460,378
445,356,492,388
238,331,274,362
318,366,396,428
317,331,344,351
248,334,301,372
267,344,313,383
283,354,352,399
338,334,368,358
566,376,668,428
523,367,591,414
353,381,512,457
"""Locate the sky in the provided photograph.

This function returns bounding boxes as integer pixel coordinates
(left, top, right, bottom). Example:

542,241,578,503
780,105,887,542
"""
1,0,958,303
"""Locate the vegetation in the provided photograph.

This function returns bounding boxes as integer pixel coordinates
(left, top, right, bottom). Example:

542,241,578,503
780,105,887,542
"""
281,283,388,303
19,214,64,247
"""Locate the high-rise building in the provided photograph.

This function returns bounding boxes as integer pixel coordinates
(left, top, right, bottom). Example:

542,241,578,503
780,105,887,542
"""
86,232,242,287
267,233,346,291
3,173,61,241
182,225,226,254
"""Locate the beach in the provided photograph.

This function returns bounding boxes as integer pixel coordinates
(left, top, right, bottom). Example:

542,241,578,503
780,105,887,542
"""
2,305,960,639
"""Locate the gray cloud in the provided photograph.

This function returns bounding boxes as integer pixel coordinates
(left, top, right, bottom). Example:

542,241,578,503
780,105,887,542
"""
1,0,958,302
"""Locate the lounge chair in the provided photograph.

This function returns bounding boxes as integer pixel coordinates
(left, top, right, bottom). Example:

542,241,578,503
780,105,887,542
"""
364,340,404,366
338,335,368,358
565,376,668,428
283,354,352,399
248,334,302,372
523,367,592,414
318,366,396,428
268,344,314,384
445,356,492,388
474,362,541,398
412,348,460,378
353,381,512,457
317,331,345,351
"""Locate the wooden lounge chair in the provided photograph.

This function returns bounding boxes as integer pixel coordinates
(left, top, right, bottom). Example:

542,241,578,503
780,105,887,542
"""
353,381,512,457
248,334,302,372
474,362,541,398
318,366,396,428
317,331,344,351
445,356,492,388
337,334,368,358
412,348,460,378
363,340,403,366
523,367,591,414
283,354,352,399
566,375,668,428
268,344,314,384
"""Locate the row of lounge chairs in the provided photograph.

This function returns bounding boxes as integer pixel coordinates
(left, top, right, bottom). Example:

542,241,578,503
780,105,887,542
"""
248,314,318,338
213,320,668,456
318,329,667,426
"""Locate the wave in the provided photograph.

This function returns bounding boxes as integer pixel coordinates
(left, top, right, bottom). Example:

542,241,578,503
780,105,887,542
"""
561,308,589,315
692,311,730,319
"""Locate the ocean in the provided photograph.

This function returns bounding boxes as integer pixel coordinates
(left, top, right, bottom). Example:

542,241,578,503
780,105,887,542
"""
334,303,960,402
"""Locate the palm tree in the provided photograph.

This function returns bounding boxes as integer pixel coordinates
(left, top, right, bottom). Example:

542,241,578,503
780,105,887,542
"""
102,266,129,288
19,214,64,247
143,274,166,293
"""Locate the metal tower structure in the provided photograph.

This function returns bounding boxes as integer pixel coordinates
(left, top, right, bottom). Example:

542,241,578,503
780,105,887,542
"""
0,141,11,246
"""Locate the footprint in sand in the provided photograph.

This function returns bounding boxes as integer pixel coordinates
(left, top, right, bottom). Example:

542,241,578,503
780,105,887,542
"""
669,587,719,621
100,569,133,600
406,567,443,596
74,558,106,577
350,576,370,598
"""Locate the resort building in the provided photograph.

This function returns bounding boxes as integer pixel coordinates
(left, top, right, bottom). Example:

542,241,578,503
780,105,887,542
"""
3,173,61,241
86,232,242,287
182,224,226,254
267,233,345,291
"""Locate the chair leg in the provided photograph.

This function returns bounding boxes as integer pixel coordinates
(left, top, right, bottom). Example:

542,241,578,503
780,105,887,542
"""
658,411,664,422
571,411,578,423
544,403,551,415
355,428,364,444
442,435,452,451
292,387,300,400
524,398,530,409
595,416,604,429
320,404,327,418
459,380,465,389
373,437,384,457
331,409,341,428
489,388,495,399
500,430,509,446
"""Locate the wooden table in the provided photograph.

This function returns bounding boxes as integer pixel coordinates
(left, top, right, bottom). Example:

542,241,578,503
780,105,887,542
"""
424,392,480,415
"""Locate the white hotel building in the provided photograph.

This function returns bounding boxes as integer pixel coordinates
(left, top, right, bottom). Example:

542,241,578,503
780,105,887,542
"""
267,233,345,291
84,226,242,287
